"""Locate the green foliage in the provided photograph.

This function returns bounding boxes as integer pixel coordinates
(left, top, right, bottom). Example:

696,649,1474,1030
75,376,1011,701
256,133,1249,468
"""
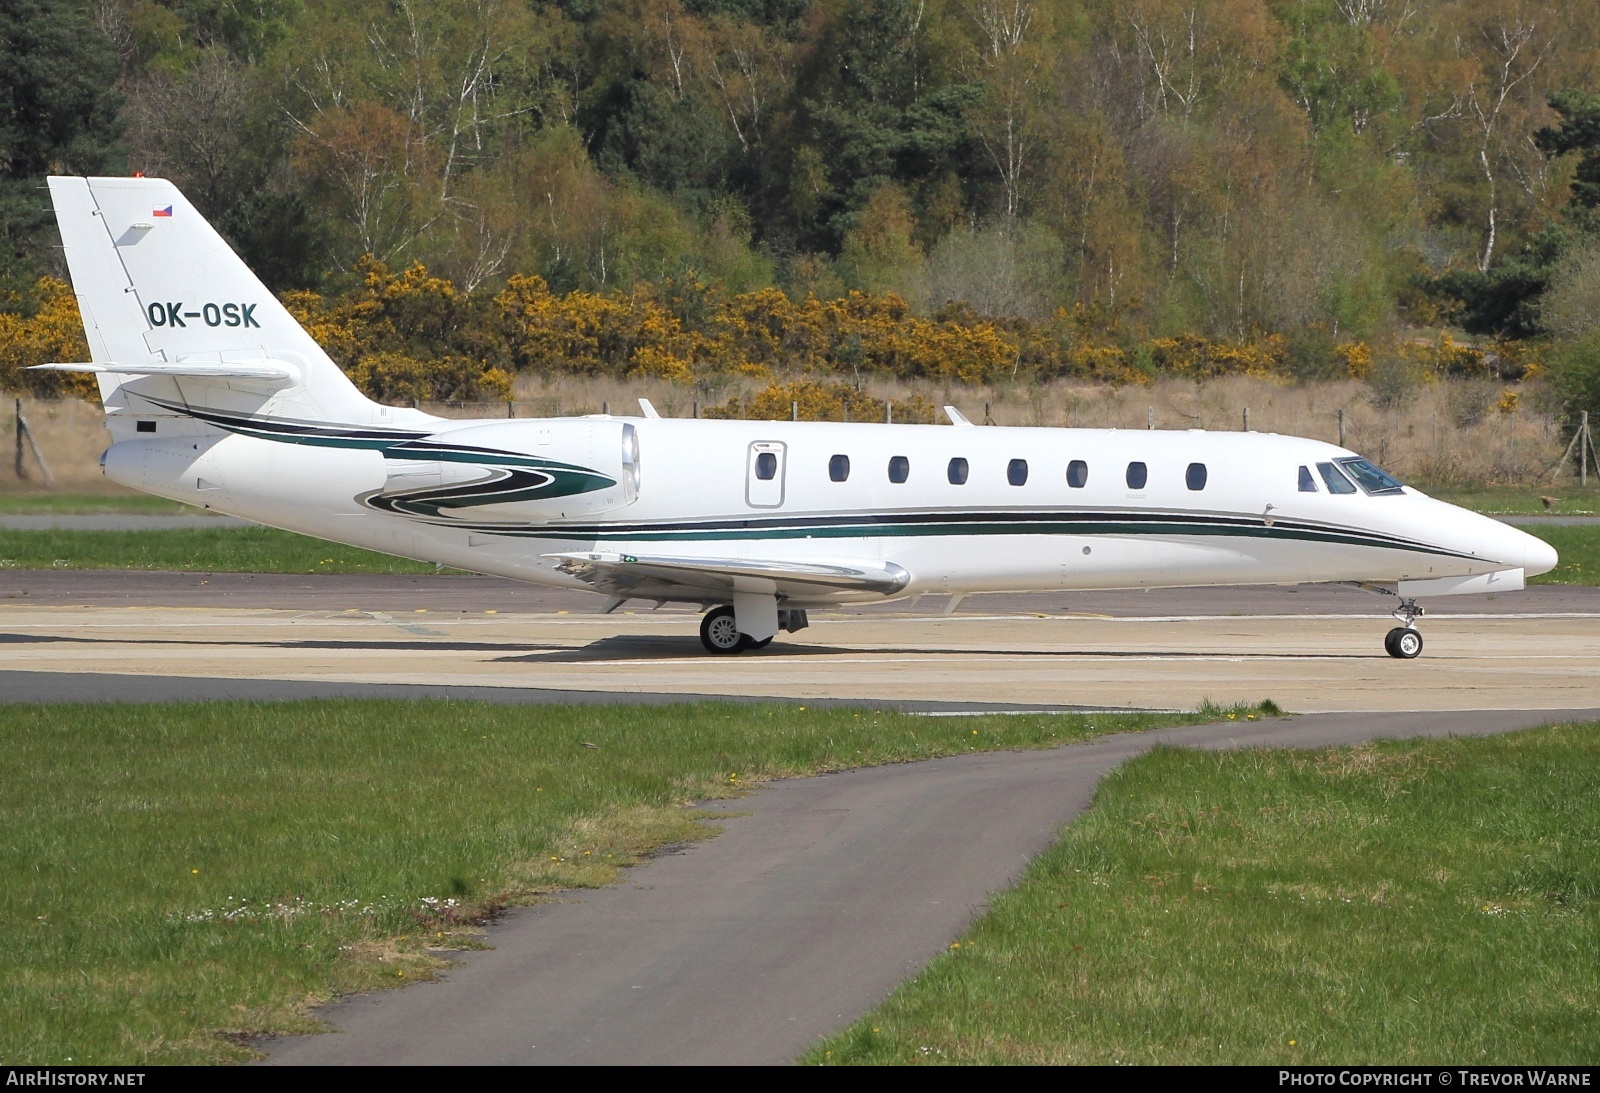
1279,13,1400,141
14,0,1600,368
1548,331,1600,422
1537,89,1600,211
0,0,122,287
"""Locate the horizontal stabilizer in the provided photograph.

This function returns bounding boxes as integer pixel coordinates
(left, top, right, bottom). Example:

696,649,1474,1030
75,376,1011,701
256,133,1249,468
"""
32,360,300,383
545,551,911,599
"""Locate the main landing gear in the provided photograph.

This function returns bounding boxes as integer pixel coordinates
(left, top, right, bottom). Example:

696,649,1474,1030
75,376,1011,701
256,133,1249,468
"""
698,604,807,654
1383,596,1423,660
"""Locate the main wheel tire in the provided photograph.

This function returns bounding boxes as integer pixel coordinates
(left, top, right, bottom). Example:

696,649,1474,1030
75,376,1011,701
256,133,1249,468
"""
1384,626,1423,659
700,606,745,654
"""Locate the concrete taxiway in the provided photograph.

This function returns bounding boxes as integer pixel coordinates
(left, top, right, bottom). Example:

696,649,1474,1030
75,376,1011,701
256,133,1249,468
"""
2,573,1597,712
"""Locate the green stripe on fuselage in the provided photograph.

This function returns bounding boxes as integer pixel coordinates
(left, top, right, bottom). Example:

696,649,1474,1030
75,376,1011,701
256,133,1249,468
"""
462,517,1474,560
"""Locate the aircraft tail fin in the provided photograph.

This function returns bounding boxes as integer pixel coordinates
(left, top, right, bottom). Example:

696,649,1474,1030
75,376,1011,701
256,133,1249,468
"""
45,176,383,432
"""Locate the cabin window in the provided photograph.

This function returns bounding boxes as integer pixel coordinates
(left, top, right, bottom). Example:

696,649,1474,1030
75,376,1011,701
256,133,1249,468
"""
888,455,910,483
1298,465,1318,492
947,457,969,485
754,452,778,480
1337,457,1404,495
1317,461,1357,494
1126,461,1148,490
1067,460,1088,488
1185,462,1207,491
1007,459,1029,486
829,454,850,482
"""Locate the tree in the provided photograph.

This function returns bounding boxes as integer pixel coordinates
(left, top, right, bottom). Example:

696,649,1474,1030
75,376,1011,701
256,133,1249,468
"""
960,0,1054,219
0,0,122,289
1535,88,1600,215
839,181,921,292
784,0,983,250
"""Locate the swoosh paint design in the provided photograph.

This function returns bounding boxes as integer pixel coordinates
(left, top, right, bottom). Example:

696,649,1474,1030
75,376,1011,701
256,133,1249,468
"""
137,397,618,517
132,397,1478,562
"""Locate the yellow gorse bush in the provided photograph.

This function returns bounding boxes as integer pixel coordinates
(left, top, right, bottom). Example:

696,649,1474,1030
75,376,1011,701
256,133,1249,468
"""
3,263,1545,404
0,278,97,400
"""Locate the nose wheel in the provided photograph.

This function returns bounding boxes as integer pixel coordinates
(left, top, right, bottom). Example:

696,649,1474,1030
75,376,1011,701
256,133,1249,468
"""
1384,626,1423,659
1347,585,1430,659
1384,596,1423,659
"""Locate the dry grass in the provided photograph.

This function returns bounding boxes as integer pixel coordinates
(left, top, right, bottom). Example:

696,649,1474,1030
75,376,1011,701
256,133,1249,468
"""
4,376,1575,495
408,373,1580,488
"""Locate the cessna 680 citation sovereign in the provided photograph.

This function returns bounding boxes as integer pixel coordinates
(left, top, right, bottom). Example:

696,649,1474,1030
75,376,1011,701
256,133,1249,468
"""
42,176,1557,657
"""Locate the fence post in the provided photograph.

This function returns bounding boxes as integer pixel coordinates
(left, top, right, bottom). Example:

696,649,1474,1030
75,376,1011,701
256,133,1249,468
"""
506,399,515,418
1338,408,1346,447
692,400,698,419
1147,406,1153,430
1584,411,1591,488
791,400,798,422
1242,407,1250,432
886,400,893,425
602,400,609,416
985,401,993,426
13,398,23,481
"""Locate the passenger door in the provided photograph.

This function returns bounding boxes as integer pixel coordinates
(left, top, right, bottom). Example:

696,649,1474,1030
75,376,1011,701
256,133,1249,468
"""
745,441,786,508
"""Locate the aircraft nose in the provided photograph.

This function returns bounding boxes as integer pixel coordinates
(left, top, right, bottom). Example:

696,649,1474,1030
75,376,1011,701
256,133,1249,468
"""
1522,530,1559,577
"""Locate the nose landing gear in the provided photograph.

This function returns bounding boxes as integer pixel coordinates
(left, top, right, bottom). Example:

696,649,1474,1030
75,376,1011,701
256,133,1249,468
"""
1384,596,1424,659
1384,625,1423,659
1348,584,1427,658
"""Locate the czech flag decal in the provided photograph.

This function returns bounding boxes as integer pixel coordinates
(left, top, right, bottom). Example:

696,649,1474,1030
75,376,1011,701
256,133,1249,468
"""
152,205,173,218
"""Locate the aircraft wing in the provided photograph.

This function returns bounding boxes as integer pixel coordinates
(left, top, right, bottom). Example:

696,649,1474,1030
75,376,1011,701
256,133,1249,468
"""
544,551,911,600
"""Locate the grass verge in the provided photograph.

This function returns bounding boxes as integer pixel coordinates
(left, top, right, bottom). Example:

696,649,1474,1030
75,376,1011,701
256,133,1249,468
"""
0,698,1261,1065
0,492,196,515
0,526,438,574
1525,525,1599,585
806,720,1600,1065
1421,483,1600,515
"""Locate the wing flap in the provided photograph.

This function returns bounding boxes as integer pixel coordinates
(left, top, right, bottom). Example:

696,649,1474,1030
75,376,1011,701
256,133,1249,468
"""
545,551,910,599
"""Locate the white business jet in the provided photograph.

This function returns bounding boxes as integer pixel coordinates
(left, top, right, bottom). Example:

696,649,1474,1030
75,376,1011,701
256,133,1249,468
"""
40,176,1556,657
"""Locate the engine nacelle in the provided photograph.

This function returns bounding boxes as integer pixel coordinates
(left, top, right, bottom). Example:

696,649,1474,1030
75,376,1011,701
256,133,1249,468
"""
369,418,641,523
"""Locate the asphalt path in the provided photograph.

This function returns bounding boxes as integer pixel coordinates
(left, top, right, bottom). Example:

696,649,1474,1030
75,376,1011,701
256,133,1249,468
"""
258,706,1600,1066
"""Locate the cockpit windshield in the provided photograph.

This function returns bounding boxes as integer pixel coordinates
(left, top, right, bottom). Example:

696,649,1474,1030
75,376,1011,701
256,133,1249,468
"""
1336,457,1404,495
